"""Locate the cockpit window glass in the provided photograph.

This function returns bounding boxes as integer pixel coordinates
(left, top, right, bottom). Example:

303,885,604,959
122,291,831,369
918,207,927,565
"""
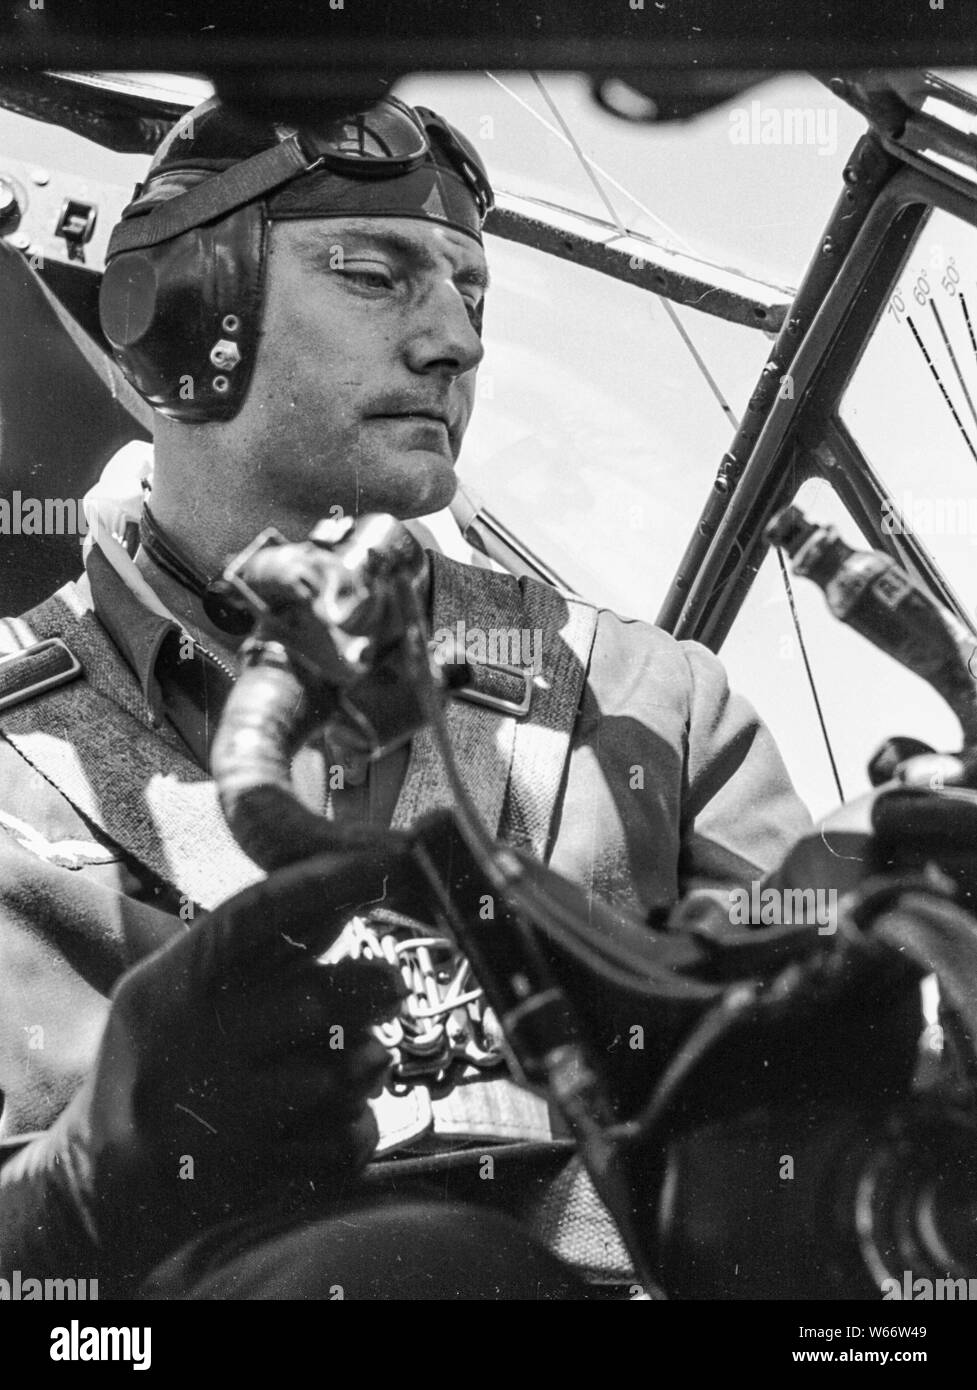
841,206,977,622
720,475,960,819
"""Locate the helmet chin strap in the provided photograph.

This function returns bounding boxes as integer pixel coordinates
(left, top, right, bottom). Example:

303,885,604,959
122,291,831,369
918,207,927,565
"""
139,505,255,636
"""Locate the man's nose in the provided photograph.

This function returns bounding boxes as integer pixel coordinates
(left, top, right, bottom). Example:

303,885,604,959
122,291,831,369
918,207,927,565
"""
403,282,485,378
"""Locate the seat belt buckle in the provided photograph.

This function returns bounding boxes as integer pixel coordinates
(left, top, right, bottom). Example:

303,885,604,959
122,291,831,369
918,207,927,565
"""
0,638,83,712
453,660,533,718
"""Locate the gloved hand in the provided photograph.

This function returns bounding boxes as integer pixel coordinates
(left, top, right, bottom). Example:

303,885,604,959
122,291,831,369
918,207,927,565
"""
0,850,403,1292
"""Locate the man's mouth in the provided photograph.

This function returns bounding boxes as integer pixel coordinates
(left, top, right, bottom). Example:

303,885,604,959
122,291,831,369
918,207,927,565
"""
374,411,449,428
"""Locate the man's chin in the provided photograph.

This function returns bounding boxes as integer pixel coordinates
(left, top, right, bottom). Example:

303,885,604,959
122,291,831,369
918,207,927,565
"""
374,455,459,521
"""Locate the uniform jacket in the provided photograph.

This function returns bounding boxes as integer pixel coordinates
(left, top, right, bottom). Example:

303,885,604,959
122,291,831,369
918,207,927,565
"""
0,547,812,1148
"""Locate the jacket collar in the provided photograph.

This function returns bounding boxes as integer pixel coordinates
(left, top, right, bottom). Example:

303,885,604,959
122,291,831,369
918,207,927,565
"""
85,544,234,769
86,543,179,710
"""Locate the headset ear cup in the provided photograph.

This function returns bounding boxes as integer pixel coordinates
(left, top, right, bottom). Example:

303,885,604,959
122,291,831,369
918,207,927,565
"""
98,203,266,424
99,253,160,349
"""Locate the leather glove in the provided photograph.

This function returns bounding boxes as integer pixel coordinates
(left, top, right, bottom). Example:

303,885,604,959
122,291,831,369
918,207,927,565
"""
0,850,403,1293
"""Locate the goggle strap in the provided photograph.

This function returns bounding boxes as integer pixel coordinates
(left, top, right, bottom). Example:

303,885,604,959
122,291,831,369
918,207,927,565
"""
106,134,315,258
419,109,494,217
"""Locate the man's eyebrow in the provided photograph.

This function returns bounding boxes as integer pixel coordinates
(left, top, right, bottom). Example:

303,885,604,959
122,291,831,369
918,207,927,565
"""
454,262,491,292
296,224,490,291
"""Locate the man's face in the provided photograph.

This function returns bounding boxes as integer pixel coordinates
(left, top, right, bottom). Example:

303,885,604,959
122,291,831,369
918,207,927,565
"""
221,214,488,523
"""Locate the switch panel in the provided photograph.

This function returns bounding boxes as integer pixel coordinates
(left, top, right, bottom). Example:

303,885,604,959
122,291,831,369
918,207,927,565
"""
55,197,97,259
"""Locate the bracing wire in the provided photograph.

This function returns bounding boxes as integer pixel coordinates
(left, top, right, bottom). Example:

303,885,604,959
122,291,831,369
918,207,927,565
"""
527,73,743,437
775,546,846,803
498,71,844,799
484,70,695,252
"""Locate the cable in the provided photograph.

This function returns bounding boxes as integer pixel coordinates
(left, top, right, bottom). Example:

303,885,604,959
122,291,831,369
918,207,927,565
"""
775,544,846,803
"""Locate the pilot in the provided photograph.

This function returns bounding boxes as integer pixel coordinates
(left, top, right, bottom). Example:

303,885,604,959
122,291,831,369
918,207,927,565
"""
0,95,811,1299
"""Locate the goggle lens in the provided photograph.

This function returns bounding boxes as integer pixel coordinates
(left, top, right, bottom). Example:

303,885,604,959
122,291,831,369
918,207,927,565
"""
307,98,430,171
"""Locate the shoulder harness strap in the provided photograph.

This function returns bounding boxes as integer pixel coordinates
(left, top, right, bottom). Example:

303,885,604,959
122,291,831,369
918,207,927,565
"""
369,554,600,1155
393,552,599,858
0,637,82,711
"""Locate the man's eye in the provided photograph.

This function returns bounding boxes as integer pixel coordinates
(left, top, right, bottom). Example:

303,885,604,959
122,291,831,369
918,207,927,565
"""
342,268,394,290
